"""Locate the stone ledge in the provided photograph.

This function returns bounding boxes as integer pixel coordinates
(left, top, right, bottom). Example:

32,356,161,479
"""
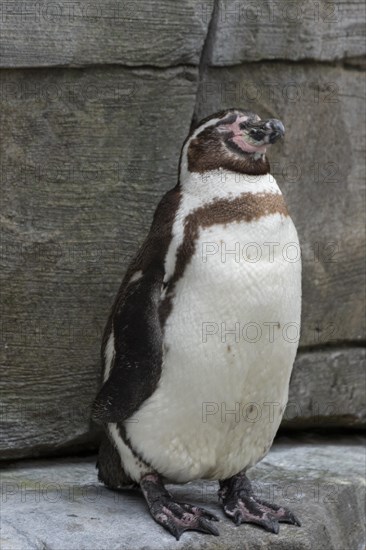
1,436,365,549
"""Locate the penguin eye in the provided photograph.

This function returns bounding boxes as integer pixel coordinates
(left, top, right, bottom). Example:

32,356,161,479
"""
250,130,265,141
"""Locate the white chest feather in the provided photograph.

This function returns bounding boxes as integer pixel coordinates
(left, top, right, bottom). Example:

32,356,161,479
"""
125,172,302,482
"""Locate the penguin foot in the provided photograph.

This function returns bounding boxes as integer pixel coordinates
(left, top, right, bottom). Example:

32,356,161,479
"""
219,471,301,534
140,473,220,540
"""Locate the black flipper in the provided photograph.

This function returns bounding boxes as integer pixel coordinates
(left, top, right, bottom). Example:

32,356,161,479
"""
91,188,181,424
92,264,163,423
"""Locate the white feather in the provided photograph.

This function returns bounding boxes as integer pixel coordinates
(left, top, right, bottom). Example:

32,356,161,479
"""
103,331,115,383
107,423,151,483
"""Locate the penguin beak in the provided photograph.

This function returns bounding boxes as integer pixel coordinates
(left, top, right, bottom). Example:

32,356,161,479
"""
246,119,285,146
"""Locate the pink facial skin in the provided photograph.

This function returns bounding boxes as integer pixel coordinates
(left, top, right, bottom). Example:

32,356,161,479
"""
217,115,267,154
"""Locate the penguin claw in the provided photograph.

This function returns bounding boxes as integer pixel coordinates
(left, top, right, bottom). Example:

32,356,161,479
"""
278,508,301,527
234,510,242,526
169,523,181,541
262,517,280,534
197,517,220,536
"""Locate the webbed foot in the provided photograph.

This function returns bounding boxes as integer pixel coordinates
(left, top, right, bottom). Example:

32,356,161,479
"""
219,471,301,534
140,473,220,540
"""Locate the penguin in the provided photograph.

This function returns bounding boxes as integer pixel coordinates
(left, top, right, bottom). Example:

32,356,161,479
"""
92,108,302,540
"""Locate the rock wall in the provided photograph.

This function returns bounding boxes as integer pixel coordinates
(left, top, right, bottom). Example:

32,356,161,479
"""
1,0,365,458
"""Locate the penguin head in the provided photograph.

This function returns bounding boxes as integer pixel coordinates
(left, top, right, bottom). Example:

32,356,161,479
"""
180,109,285,178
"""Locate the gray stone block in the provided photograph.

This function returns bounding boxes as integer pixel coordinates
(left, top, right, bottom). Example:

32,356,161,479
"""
0,1,214,68
1,437,365,549
194,62,366,346
209,0,366,65
284,348,366,428
0,65,198,459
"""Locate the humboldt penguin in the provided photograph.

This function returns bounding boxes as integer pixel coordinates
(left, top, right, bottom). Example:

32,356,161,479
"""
92,108,302,539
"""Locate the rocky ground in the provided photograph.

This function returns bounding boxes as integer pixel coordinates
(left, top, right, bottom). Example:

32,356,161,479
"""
1,435,365,550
